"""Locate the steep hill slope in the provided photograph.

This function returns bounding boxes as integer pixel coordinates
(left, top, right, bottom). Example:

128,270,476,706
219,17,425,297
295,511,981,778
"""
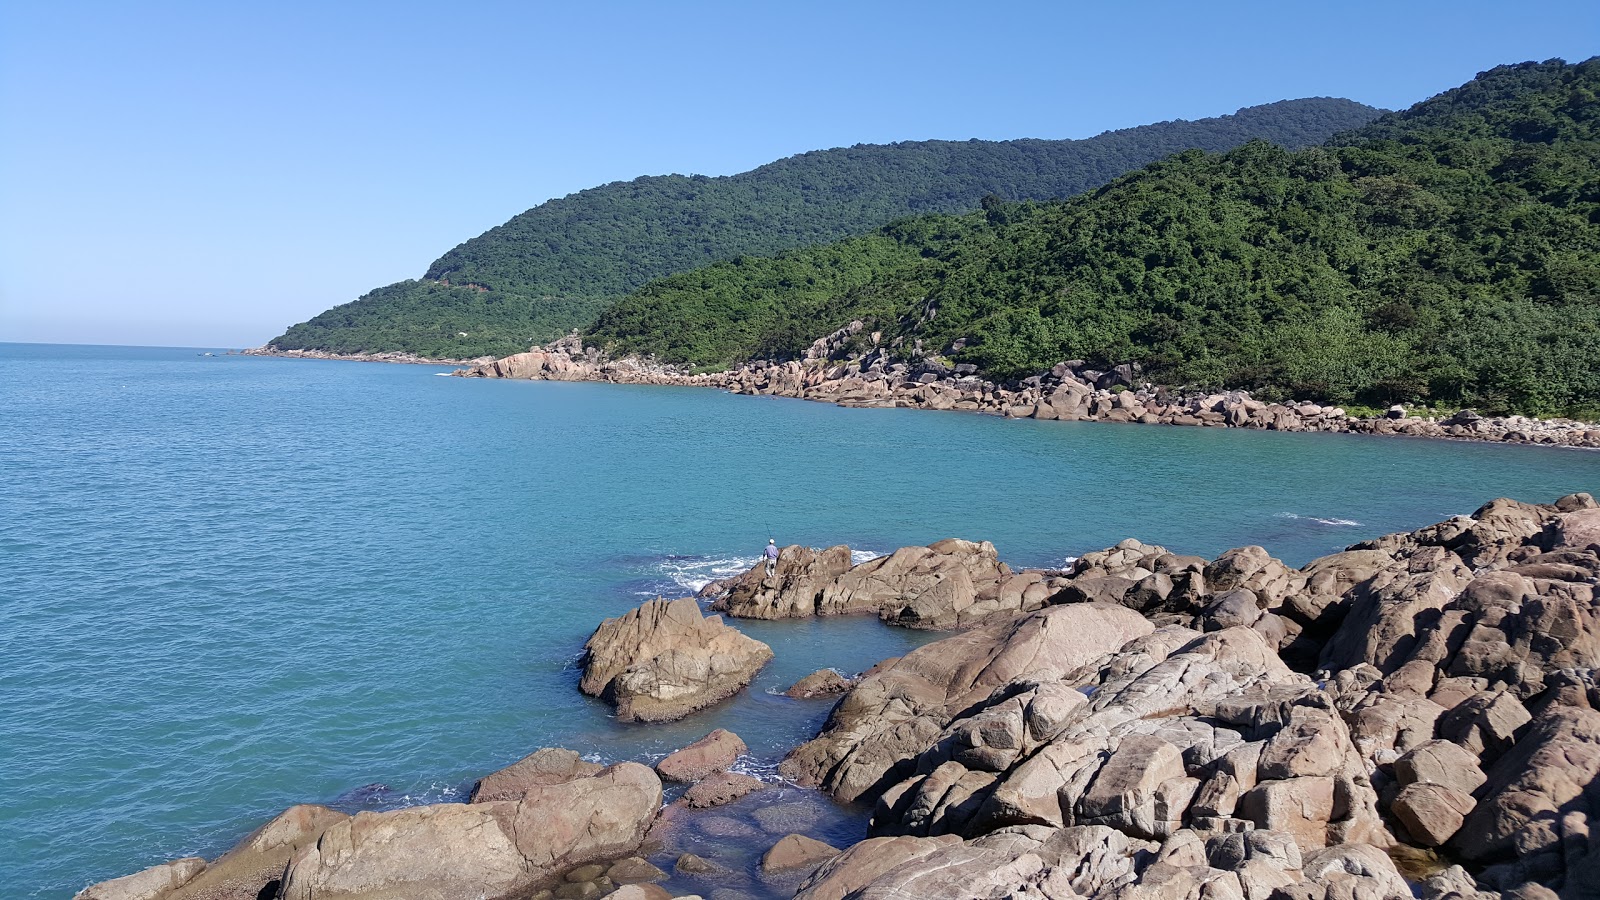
268,98,1382,358
589,58,1600,417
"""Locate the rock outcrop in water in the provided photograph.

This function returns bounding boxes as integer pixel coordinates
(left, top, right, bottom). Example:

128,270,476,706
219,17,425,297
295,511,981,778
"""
453,333,1600,449
703,539,1071,630
581,596,775,722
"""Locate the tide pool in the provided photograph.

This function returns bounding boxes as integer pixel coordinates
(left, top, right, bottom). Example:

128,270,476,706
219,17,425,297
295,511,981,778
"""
3,343,1597,898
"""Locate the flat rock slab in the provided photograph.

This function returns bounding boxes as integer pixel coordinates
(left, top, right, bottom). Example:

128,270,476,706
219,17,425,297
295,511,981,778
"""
656,729,747,783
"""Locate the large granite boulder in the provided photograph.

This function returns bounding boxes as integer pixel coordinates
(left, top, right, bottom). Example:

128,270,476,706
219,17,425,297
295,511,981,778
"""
781,602,1154,803
580,597,772,722
279,761,662,900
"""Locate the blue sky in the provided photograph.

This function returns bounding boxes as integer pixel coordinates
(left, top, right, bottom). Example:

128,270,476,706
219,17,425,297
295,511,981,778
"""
1,0,1594,347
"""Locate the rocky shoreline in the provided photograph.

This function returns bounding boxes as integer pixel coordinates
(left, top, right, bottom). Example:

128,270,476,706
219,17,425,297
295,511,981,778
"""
79,493,1600,900
242,346,495,366
450,328,1600,450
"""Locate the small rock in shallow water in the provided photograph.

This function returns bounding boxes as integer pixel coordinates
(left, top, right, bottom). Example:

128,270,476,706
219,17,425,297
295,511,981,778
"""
656,729,747,783
675,853,725,875
760,834,841,873
751,799,825,835
682,771,765,808
605,856,666,884
785,668,854,698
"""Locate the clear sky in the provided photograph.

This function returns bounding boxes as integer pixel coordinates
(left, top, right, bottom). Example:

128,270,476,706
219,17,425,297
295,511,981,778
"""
1,0,1594,347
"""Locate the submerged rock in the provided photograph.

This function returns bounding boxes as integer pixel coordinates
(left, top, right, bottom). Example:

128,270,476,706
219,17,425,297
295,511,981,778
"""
580,597,773,722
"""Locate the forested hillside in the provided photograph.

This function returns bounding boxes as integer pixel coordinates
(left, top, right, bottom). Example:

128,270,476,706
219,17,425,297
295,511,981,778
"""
268,98,1382,357
590,59,1600,418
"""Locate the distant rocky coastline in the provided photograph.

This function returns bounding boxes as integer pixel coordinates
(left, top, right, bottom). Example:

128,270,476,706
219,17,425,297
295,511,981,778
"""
242,346,493,366
79,493,1600,900
450,327,1600,450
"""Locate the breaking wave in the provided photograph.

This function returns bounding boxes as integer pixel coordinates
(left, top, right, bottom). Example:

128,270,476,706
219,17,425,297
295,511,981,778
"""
1277,512,1363,527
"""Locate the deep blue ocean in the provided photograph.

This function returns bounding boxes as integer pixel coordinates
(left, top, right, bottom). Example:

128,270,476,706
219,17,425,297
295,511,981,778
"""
4,342,1598,898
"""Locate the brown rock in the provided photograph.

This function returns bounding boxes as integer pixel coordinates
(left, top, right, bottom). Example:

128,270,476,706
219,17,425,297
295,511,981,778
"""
674,853,723,875
782,603,1153,803
786,669,854,699
681,771,765,808
1436,691,1531,764
604,857,666,884
1392,740,1486,795
1239,776,1335,850
792,834,964,900
471,748,603,802
1455,705,1600,863
279,762,662,900
167,804,348,900
73,859,208,900
580,598,773,722
1550,506,1600,552
1258,707,1351,780
760,834,841,873
655,730,747,783
1393,782,1474,847
1076,734,1186,838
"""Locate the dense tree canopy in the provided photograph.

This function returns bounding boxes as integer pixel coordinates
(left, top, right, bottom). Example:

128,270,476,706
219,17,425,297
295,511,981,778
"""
590,59,1600,418
269,98,1382,357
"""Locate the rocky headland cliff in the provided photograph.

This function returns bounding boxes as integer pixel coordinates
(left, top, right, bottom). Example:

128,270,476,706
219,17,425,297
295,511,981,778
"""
452,329,1600,450
78,493,1600,900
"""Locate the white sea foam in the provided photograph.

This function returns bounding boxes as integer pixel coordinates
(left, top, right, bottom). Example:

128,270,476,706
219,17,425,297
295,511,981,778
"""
649,547,881,596
638,555,758,596
1277,512,1363,527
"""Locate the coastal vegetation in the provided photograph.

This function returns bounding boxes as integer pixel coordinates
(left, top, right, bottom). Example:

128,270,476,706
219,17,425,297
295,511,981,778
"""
267,99,1383,359
589,59,1600,418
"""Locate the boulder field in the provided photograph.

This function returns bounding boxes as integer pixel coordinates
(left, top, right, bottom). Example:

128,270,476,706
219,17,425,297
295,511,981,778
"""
452,329,1600,449
778,493,1600,899
75,493,1600,899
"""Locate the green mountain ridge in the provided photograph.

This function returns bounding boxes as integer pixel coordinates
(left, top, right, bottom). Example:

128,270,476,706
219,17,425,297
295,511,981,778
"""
269,98,1384,358
589,58,1600,418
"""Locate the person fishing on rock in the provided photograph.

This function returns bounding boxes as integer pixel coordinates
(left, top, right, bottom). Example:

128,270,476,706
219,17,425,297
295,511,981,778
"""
764,538,780,577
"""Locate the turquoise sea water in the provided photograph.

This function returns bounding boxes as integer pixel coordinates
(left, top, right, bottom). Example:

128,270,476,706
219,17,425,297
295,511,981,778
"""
3,342,1598,898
